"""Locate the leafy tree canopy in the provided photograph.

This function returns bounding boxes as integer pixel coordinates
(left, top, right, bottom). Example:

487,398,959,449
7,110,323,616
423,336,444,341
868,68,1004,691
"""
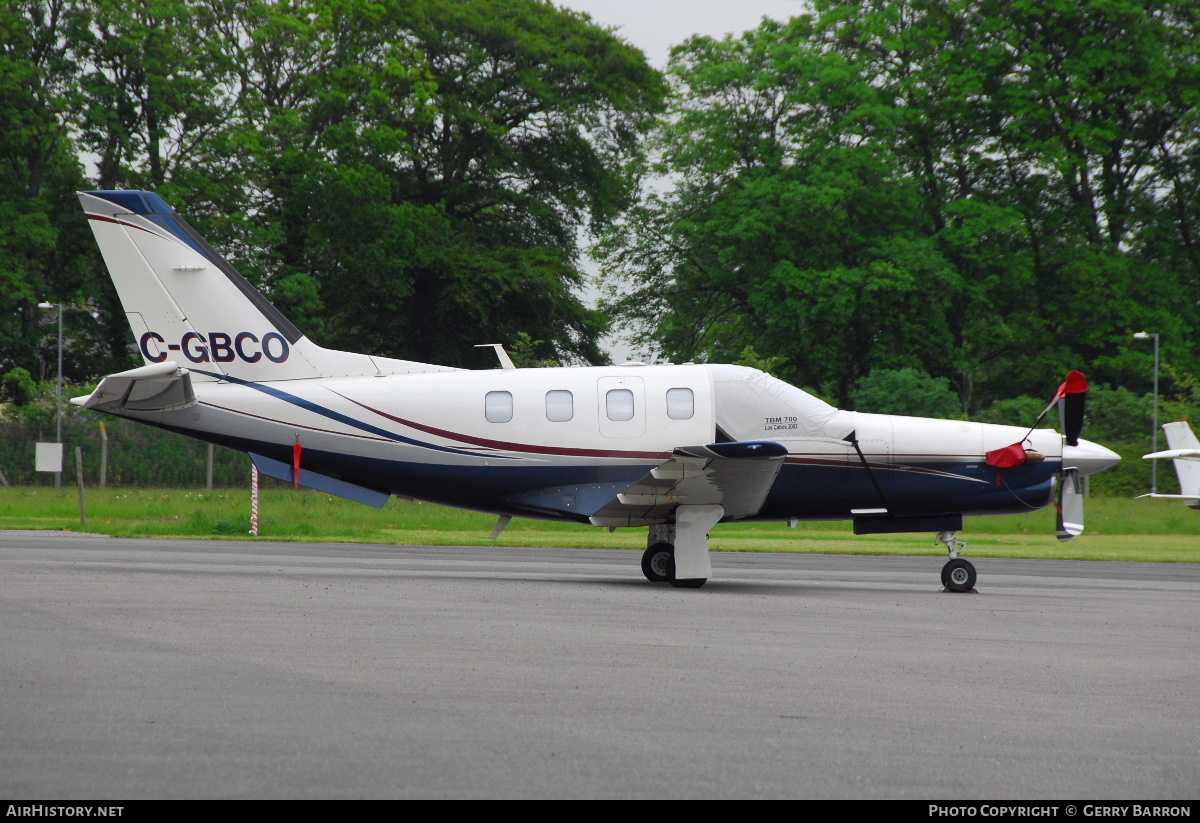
1,0,667,381
598,0,1200,430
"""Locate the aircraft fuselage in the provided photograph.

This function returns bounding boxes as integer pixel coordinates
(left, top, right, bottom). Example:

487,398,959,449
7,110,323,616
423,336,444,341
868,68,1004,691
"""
109,362,1066,528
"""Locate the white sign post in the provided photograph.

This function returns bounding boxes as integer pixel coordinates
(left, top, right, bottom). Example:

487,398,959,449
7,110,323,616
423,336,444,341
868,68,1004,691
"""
35,442,63,474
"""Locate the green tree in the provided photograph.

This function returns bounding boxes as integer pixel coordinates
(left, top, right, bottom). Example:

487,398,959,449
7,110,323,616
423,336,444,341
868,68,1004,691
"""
186,0,664,366
850,367,962,418
294,0,663,366
2,0,663,383
1,367,37,406
0,1,126,384
600,1,1200,410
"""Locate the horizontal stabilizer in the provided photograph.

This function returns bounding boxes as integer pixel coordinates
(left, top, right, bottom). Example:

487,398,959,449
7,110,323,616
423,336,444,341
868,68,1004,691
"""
1143,449,1200,460
70,361,195,412
1147,422,1200,503
250,452,390,508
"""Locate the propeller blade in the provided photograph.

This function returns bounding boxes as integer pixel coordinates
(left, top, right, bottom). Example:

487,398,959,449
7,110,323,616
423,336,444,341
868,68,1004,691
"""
1056,370,1088,447
1055,468,1084,542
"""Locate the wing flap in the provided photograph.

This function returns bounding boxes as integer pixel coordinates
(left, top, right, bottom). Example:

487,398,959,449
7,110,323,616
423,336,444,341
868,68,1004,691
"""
588,441,787,527
70,360,196,412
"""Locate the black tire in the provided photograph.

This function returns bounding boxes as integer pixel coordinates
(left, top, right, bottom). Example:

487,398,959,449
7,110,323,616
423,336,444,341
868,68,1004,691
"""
669,577,707,589
641,542,674,583
942,558,976,592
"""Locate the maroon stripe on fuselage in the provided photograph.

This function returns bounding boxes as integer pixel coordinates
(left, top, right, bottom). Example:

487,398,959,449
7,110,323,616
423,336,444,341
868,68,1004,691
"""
333,392,672,460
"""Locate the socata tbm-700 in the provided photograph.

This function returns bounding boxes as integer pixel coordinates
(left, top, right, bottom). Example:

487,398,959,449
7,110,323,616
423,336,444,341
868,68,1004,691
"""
74,190,1121,589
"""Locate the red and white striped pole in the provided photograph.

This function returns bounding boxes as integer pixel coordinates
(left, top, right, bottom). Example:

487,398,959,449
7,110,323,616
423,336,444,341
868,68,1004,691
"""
250,463,259,536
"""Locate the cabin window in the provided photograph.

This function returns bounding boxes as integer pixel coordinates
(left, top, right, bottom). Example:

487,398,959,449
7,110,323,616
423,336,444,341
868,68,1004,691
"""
546,390,573,422
484,391,513,423
606,388,635,421
666,387,694,420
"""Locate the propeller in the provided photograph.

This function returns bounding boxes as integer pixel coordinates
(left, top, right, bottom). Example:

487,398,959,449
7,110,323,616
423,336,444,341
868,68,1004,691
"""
1055,370,1088,447
985,371,1116,542
1050,371,1089,542
1055,467,1084,541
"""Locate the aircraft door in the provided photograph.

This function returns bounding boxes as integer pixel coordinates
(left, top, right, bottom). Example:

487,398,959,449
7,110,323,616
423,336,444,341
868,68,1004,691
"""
597,376,646,438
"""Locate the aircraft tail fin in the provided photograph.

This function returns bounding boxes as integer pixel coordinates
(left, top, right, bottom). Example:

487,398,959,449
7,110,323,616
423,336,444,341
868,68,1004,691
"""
1161,420,1200,454
78,190,452,382
1142,421,1200,506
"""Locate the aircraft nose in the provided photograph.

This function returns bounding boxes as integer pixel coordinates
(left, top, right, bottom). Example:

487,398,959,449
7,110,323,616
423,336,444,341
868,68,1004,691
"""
1062,439,1121,476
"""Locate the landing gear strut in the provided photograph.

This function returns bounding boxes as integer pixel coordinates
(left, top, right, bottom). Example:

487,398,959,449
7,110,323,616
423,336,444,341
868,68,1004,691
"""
936,530,976,592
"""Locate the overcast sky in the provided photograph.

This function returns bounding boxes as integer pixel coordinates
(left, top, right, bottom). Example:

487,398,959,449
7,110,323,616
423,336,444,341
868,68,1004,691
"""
554,1,810,67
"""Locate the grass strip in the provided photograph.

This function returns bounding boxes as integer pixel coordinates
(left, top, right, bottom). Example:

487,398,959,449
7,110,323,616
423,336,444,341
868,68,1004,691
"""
1,486,1197,563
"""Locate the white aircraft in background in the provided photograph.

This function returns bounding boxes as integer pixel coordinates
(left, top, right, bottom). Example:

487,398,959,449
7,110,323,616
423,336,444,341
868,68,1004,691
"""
1141,421,1200,509
73,190,1121,590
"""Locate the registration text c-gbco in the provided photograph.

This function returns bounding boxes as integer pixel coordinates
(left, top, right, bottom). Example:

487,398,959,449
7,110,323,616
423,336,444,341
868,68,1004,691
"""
139,331,290,364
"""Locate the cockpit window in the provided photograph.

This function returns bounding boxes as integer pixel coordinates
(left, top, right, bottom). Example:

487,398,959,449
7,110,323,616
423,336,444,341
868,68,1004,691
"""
707,364,852,441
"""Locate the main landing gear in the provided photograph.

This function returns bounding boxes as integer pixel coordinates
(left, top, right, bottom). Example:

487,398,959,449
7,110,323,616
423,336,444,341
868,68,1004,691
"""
641,542,673,583
641,521,710,588
937,530,976,592
640,542,707,588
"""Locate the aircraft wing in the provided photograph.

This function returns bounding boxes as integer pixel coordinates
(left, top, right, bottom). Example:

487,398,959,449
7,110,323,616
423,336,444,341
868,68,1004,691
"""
587,441,788,528
70,360,196,412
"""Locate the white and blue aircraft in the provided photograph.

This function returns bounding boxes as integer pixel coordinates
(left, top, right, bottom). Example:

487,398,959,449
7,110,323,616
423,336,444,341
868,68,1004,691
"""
1142,421,1200,509
73,190,1121,589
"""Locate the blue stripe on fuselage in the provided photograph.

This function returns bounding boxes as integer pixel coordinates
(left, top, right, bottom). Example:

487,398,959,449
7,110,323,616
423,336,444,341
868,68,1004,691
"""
191,369,499,459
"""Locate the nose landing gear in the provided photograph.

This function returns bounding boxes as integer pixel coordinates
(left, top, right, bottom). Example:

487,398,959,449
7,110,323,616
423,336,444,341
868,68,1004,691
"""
936,531,977,592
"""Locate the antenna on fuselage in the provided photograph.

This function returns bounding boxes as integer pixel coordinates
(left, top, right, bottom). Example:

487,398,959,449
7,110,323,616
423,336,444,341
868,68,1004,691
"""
475,343,516,370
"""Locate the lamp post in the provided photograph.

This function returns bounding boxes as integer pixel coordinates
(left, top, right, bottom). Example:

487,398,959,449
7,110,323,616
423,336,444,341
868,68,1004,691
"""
37,301,63,488
1133,331,1159,494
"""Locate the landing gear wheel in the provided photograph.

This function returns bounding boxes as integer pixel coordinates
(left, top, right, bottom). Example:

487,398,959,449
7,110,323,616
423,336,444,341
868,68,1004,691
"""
942,558,976,592
641,542,674,583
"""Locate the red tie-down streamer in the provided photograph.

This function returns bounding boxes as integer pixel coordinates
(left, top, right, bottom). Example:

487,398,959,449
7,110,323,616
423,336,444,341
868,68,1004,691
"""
293,439,302,489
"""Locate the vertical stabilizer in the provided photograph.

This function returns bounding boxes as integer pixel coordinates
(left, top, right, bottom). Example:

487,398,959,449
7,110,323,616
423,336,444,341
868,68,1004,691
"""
1142,421,1200,506
1162,421,1200,500
78,191,453,381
